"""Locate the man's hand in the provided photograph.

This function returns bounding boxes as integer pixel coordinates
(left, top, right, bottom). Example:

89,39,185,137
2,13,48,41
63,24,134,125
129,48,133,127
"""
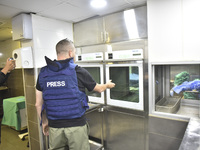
1,58,16,74
93,80,115,93
106,80,115,88
42,121,49,136
42,109,49,136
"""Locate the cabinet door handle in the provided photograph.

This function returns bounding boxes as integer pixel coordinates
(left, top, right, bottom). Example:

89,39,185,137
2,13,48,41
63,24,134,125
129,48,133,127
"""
105,32,109,43
101,31,104,43
101,31,109,43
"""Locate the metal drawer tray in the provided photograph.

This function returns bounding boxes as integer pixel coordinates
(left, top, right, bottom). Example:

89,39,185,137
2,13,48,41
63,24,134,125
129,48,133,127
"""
156,96,181,113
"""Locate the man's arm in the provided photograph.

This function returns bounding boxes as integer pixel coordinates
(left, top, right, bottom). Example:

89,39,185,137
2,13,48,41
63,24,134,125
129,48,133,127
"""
0,72,8,86
35,89,43,121
93,80,115,93
0,58,15,86
35,89,49,135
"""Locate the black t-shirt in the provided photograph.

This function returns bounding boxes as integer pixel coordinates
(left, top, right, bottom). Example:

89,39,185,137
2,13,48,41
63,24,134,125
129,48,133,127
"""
0,72,9,118
36,65,96,128
0,72,9,86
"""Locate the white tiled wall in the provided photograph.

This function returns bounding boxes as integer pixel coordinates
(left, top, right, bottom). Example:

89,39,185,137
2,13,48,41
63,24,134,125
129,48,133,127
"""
31,14,73,68
21,14,73,150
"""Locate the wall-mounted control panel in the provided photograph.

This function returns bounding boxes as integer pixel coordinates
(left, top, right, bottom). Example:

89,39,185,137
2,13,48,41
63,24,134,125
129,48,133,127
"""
105,49,143,61
76,52,103,62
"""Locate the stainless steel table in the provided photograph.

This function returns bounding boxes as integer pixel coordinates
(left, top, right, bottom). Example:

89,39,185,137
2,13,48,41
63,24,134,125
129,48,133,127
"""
179,118,200,150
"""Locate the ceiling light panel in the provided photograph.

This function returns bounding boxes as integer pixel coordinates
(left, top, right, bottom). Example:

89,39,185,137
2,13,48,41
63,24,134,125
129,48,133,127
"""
39,2,93,23
0,0,66,14
0,5,20,19
90,0,107,8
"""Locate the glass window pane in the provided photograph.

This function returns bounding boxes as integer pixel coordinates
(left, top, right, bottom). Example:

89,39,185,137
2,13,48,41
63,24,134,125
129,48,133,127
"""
170,65,200,100
83,67,101,97
109,66,139,102
154,64,200,118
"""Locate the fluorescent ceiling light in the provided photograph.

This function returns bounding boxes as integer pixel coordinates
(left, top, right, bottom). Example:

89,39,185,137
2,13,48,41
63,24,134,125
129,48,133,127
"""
124,9,139,39
90,0,107,8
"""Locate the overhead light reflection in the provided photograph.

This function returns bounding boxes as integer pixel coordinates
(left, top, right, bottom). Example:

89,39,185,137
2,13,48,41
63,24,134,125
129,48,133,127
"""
90,0,107,8
124,9,139,39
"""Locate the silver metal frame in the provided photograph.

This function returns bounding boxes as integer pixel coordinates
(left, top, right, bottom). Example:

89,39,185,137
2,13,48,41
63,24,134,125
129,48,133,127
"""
149,61,200,121
106,61,144,110
75,40,149,150
77,63,105,104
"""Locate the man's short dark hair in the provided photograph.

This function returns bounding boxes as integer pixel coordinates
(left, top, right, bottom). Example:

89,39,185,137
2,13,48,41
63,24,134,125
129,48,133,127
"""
56,38,74,55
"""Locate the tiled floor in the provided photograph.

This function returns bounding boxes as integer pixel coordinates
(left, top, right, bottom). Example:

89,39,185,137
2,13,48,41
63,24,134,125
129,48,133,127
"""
0,125,29,150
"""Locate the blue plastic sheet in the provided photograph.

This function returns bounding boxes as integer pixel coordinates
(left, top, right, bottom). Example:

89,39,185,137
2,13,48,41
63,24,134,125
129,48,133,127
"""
171,80,200,96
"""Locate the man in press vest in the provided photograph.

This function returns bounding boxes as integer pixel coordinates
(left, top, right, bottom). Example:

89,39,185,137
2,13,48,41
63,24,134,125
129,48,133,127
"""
35,38,115,150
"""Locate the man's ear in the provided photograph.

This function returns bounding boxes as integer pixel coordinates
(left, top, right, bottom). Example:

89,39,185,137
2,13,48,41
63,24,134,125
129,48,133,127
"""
68,50,73,57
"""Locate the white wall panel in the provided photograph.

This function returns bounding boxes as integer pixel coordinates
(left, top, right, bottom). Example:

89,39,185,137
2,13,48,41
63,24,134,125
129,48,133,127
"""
31,14,73,68
182,0,200,61
148,0,182,62
148,0,200,63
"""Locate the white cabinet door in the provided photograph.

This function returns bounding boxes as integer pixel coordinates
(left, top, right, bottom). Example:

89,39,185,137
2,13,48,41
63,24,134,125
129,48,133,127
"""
148,0,200,63
182,0,200,61
148,0,182,62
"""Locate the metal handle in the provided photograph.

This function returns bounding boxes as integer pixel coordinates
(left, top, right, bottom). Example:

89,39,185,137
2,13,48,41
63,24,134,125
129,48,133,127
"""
101,31,109,43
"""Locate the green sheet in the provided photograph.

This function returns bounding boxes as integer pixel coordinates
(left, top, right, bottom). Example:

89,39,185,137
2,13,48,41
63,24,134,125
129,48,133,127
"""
183,92,200,100
2,96,25,130
174,71,190,86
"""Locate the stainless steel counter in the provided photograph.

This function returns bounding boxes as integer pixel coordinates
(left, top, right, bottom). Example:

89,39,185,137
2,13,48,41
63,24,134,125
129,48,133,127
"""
87,103,102,111
86,103,103,115
0,86,8,90
179,118,200,150
86,103,104,150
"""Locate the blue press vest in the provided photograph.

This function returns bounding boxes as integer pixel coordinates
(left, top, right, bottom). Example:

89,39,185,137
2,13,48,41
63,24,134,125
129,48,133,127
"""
39,59,89,120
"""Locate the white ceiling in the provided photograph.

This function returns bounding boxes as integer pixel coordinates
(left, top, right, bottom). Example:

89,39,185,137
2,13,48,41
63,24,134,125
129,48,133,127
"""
0,0,146,41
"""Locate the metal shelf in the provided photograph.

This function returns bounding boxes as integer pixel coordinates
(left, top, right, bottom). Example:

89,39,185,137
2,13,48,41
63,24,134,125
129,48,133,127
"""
89,140,104,150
